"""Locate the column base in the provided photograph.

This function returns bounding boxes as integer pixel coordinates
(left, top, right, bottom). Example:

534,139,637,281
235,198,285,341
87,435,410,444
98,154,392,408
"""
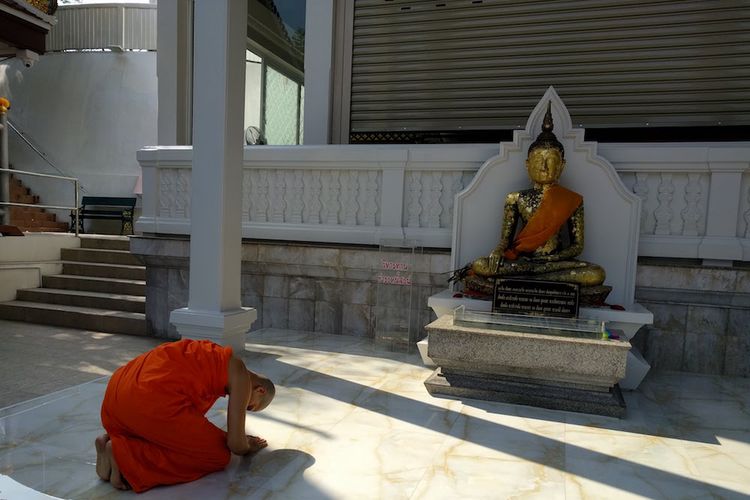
170,307,257,352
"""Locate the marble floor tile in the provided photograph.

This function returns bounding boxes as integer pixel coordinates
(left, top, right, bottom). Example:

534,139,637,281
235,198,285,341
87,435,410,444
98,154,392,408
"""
412,455,567,500
1,328,750,499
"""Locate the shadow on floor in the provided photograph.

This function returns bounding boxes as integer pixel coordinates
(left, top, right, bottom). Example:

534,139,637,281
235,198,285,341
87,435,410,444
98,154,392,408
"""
251,350,746,499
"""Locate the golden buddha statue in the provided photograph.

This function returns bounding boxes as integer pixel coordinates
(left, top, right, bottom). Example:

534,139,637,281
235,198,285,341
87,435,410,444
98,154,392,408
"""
452,102,610,304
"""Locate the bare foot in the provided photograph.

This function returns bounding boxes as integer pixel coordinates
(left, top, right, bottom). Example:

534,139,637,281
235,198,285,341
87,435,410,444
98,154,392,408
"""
105,440,130,490
94,433,111,481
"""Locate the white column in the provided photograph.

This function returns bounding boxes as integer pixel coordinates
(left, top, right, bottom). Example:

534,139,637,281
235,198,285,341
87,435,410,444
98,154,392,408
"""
157,0,192,145
169,0,256,352
303,0,334,144
0,104,9,226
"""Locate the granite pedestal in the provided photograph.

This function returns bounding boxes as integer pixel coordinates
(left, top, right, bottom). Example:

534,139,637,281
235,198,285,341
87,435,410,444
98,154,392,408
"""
424,315,631,418
427,289,653,390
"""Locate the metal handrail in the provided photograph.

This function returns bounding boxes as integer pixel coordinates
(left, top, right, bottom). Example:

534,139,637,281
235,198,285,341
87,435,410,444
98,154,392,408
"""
0,167,77,182
7,120,87,193
0,167,80,236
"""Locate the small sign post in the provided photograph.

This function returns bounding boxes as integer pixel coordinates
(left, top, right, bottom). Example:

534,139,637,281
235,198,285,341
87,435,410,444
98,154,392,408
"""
374,239,421,352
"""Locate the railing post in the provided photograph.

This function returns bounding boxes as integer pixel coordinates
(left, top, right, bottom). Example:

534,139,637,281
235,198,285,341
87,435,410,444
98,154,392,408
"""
74,179,80,237
698,157,745,263
119,4,126,50
0,98,9,226
379,160,407,241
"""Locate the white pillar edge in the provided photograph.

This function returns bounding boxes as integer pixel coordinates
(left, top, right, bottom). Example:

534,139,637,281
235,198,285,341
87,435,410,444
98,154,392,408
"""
303,0,334,144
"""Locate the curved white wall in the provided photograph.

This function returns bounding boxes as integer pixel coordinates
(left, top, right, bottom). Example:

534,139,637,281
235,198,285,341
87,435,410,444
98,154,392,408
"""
0,51,157,219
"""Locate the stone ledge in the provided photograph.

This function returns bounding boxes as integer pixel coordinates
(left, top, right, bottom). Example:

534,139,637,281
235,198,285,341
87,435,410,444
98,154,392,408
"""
636,286,750,309
425,368,626,418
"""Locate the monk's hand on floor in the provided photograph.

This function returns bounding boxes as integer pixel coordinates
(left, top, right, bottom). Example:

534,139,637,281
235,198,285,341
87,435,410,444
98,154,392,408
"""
246,435,267,453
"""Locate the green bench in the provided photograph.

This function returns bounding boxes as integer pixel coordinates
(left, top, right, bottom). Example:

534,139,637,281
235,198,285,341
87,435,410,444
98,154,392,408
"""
72,196,136,235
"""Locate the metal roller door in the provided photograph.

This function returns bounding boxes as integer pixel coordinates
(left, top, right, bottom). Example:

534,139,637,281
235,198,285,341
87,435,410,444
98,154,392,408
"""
349,0,750,138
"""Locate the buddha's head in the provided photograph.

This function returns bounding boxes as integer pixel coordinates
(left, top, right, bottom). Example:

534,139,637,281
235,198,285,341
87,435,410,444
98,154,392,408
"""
526,101,565,186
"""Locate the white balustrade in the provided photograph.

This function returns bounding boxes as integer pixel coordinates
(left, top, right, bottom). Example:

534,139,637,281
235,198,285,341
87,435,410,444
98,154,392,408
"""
47,3,157,52
137,143,750,261
602,144,750,261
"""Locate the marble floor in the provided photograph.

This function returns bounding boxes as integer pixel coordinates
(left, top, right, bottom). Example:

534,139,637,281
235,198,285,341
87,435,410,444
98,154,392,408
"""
1,328,749,499
0,320,162,409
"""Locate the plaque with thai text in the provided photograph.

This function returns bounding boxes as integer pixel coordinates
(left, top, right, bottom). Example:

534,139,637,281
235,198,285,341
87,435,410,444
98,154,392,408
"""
493,278,579,318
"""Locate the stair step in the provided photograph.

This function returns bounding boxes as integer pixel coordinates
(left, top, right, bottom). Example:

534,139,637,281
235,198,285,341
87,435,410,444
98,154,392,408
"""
61,247,142,266
16,288,145,313
0,301,146,336
62,261,145,280
21,211,55,221
43,274,146,296
11,193,37,204
10,183,29,196
22,226,69,233
79,235,131,251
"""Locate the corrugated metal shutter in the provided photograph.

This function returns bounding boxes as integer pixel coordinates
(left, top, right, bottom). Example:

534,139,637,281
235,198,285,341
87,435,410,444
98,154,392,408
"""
350,0,750,133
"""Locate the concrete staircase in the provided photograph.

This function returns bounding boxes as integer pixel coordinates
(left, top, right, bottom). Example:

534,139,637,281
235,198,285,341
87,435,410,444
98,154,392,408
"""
9,173,69,232
0,236,147,335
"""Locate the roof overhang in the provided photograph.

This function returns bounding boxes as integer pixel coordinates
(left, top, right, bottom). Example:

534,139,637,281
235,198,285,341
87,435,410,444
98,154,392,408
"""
0,0,56,56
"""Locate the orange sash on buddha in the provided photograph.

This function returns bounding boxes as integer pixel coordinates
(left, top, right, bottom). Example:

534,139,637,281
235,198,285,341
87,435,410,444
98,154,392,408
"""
503,185,582,261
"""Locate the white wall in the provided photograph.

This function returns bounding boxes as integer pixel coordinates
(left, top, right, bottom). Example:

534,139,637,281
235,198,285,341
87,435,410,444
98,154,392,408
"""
0,51,157,219
0,233,80,301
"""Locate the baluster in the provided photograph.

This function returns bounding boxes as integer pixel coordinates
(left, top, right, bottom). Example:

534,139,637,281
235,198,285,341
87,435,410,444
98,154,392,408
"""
249,170,258,222
325,170,340,225
342,172,359,225
271,171,286,223
320,172,330,223
282,171,292,222
362,170,378,226
654,173,674,235
633,172,649,233
287,170,303,224
338,173,348,223
681,173,702,236
426,171,443,228
242,170,251,222
306,170,322,224
255,170,269,222
407,171,422,228
176,169,190,218
744,185,750,238
159,169,174,218
301,171,311,223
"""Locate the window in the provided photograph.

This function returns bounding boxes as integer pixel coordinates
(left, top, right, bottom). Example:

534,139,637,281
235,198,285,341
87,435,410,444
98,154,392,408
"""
245,0,305,145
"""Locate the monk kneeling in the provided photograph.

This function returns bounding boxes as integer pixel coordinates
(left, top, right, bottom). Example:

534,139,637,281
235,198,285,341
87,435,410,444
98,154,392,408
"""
95,338,275,493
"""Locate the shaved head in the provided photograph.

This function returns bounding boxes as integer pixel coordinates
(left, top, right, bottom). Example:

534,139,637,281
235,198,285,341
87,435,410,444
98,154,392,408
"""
247,371,275,412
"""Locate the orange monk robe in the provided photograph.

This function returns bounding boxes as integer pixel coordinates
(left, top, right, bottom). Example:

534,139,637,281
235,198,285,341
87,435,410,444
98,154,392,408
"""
504,185,583,261
101,339,234,493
